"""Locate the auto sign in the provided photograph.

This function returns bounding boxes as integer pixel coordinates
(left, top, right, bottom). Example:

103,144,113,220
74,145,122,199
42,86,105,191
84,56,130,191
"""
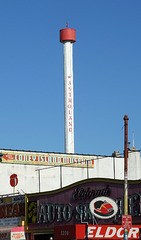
89,196,118,219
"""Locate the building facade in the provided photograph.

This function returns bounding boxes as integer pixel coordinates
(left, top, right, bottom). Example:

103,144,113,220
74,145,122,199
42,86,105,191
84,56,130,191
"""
0,148,141,240
0,149,140,195
25,178,141,240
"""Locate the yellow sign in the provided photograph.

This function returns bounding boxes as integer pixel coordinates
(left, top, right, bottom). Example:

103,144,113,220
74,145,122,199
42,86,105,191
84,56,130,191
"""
1,151,94,168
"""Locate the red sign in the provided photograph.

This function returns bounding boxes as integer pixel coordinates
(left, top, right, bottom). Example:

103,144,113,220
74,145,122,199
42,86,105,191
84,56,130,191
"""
11,226,25,240
54,225,86,240
122,215,132,229
10,174,18,187
87,225,141,239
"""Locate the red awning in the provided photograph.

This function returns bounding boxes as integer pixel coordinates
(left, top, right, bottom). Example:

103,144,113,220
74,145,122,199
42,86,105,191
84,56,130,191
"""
11,226,25,232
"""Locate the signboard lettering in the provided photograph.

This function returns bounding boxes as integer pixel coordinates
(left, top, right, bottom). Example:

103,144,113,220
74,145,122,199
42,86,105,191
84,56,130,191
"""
54,225,86,240
2,152,94,168
27,192,141,225
26,181,141,232
73,185,111,200
61,230,69,236
87,225,141,239
11,232,25,240
116,192,141,217
0,217,21,226
0,196,25,219
122,215,132,229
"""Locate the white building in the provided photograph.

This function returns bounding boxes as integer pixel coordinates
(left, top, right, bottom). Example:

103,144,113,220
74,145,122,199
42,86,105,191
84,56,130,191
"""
0,148,140,195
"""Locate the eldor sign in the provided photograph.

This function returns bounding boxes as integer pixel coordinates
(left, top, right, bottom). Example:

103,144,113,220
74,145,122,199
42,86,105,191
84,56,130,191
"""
87,225,141,239
89,197,118,219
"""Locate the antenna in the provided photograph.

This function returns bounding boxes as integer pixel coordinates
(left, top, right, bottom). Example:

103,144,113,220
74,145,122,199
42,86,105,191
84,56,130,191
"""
132,131,134,148
132,131,136,150
66,20,68,28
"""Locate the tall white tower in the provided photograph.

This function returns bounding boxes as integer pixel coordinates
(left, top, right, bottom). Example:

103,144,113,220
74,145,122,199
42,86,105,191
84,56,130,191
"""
60,27,76,154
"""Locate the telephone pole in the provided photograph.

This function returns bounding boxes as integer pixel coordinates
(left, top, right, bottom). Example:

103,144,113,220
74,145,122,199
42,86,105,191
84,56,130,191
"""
124,115,129,240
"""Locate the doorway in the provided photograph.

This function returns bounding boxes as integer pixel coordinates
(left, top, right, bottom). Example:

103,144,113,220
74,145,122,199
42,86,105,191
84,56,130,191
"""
34,234,53,240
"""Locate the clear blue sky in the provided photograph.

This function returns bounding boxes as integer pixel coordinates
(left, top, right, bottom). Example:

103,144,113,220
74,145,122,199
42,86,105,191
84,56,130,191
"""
0,0,141,156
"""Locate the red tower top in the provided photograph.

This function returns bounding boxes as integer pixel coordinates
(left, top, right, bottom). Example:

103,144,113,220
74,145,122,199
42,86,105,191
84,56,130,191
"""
60,28,76,43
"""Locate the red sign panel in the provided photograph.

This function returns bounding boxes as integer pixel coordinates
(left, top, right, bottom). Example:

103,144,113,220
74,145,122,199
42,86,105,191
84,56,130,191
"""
10,174,18,187
87,225,141,239
54,224,86,240
122,215,132,229
54,225,141,239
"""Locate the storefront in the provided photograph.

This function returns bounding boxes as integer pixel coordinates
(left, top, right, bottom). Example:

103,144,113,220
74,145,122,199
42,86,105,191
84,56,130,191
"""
54,224,141,239
0,195,25,240
25,178,141,240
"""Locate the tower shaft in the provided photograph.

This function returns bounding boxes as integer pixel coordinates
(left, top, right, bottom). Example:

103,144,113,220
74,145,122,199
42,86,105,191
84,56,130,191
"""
60,28,76,153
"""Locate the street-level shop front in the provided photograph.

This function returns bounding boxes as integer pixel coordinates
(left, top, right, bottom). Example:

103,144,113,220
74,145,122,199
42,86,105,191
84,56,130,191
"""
54,224,141,239
25,178,141,240
0,195,25,240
